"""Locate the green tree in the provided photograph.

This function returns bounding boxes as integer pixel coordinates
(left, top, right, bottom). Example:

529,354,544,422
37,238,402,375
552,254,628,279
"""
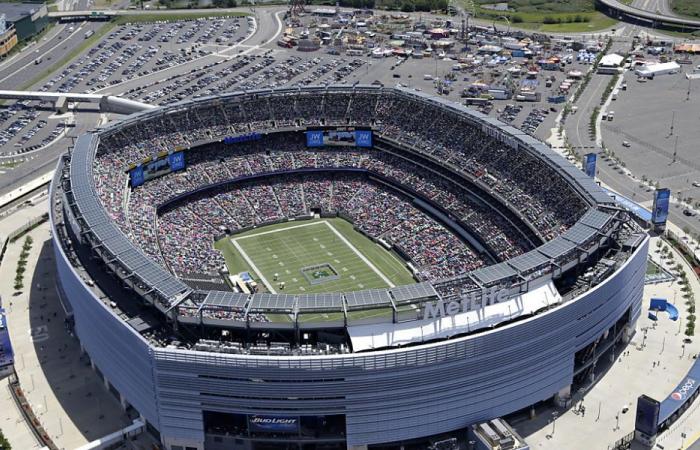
0,430,11,450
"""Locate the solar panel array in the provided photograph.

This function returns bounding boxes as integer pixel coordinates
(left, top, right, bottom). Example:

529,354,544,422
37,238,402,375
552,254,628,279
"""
345,289,393,310
390,283,438,305
69,135,189,309
472,263,518,285
202,291,249,310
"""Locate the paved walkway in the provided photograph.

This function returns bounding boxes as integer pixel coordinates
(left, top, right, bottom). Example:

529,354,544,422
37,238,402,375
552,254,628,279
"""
516,235,700,450
0,222,132,448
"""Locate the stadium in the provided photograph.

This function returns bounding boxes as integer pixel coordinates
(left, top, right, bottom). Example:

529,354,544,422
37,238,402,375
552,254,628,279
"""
50,85,648,450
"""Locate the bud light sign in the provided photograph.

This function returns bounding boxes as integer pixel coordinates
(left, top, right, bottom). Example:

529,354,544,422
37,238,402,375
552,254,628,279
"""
249,415,299,433
306,130,324,147
356,130,373,148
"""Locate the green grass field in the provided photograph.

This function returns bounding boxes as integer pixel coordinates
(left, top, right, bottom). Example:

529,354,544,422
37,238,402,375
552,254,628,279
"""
671,0,700,18
469,0,617,32
215,218,415,296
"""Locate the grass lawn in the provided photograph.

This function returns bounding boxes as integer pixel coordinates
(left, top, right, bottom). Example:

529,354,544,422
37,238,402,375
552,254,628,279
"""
479,10,617,32
671,0,700,18
215,218,415,296
477,0,595,13
469,0,617,32
647,260,663,276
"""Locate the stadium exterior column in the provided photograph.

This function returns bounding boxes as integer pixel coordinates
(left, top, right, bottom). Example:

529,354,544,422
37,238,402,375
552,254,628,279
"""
622,323,634,343
554,384,572,408
119,392,129,411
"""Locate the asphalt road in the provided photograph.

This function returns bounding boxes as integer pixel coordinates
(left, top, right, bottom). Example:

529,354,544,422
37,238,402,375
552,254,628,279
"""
689,437,700,450
632,0,675,17
0,21,108,90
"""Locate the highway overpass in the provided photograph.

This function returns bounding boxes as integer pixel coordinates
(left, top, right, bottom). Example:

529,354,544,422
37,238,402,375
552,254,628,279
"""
0,91,154,114
596,0,700,30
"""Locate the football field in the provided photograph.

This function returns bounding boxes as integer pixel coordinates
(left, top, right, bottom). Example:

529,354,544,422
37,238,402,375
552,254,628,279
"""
215,218,415,295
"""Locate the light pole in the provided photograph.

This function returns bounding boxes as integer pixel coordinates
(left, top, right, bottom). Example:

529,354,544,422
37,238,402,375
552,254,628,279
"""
596,400,601,422
552,411,559,436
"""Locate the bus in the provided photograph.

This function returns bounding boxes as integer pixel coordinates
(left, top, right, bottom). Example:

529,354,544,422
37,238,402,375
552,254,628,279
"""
84,30,94,39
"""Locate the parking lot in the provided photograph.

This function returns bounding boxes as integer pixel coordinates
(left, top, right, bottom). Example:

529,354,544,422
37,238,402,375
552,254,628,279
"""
600,53,700,210
1,9,617,164
0,16,253,165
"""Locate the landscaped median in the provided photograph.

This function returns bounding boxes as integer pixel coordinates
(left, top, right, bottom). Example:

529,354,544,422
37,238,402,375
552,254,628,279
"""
662,236,698,336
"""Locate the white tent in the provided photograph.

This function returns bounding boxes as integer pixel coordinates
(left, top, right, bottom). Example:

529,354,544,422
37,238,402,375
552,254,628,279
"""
635,61,681,78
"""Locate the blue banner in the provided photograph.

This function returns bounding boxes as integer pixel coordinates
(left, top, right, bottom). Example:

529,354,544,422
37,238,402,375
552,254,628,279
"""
168,151,185,172
306,130,324,147
356,130,373,147
652,188,670,225
602,187,652,222
658,357,700,424
584,153,597,178
224,133,262,145
249,415,299,433
129,165,145,187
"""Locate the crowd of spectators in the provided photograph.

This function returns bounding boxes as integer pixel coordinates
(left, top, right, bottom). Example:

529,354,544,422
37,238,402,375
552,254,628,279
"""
90,89,590,307
109,135,536,279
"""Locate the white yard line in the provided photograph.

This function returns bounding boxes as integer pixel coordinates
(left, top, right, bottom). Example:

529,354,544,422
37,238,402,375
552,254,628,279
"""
234,220,324,240
230,238,277,294
232,219,395,290
322,221,395,288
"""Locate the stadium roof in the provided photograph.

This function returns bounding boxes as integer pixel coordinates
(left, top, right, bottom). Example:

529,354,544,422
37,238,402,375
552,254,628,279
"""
538,236,577,260
507,251,550,273
296,293,344,312
472,262,518,285
390,283,438,305
579,209,614,230
70,134,190,308
345,289,393,310
202,291,249,310
562,222,598,245
250,293,296,312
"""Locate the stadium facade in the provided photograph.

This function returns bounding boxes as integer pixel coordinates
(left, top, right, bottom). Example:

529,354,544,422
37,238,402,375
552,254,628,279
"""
50,86,648,450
